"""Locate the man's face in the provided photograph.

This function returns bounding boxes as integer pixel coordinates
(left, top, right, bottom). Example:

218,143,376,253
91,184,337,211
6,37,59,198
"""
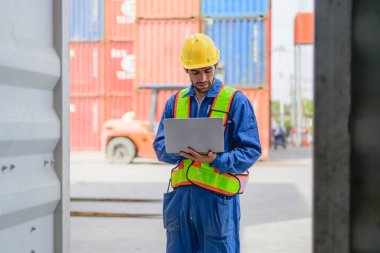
186,65,217,94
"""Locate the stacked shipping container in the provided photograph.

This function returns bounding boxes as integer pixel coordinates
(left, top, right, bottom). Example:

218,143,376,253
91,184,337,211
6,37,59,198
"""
70,0,104,41
104,0,136,123
201,0,270,159
70,0,270,160
105,0,136,40
70,42,104,149
134,0,270,160
204,18,267,86
70,0,136,150
134,0,202,122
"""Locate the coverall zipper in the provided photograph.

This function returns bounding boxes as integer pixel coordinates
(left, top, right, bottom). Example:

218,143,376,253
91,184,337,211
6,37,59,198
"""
194,96,204,117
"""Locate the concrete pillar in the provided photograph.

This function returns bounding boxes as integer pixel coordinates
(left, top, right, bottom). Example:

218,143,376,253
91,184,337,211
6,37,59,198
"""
314,0,352,251
350,0,380,251
314,0,380,252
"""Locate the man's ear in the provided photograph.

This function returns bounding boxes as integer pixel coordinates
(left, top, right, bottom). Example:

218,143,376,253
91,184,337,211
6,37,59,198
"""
214,62,219,70
184,68,189,73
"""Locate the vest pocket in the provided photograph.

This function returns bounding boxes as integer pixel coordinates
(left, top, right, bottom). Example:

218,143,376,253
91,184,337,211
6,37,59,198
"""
163,191,181,231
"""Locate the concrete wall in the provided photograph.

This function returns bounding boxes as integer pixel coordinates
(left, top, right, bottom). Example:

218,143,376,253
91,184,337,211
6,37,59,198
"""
350,0,380,251
0,1,69,252
314,0,380,251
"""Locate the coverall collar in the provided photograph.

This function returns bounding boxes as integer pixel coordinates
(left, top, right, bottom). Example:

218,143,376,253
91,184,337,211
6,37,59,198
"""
182,78,222,98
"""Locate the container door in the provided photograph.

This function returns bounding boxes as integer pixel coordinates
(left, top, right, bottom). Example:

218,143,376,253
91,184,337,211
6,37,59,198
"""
0,1,69,252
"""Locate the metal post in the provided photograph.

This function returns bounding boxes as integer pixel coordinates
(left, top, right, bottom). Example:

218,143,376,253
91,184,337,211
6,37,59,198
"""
294,44,302,146
280,95,285,129
150,89,158,132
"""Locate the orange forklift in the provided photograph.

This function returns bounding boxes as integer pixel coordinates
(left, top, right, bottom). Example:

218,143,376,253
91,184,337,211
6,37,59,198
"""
101,85,187,163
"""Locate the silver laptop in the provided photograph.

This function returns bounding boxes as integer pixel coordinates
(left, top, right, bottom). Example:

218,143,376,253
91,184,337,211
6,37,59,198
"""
163,118,225,154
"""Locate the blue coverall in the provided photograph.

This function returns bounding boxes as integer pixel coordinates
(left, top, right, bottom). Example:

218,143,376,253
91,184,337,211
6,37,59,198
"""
153,79,262,253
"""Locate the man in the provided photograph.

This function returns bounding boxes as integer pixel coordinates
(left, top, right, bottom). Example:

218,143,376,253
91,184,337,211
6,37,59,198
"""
153,33,261,253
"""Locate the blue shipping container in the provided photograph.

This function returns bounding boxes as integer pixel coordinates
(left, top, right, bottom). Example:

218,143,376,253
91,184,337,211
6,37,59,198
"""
201,0,269,17
205,18,266,87
70,0,104,41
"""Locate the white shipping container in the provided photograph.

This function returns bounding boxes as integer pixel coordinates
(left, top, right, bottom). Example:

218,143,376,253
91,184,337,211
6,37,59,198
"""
0,1,69,252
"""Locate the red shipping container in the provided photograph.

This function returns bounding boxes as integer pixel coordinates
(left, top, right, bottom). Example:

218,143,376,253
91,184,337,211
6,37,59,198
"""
104,95,134,120
70,97,104,150
294,13,314,45
105,0,136,41
136,19,200,86
241,89,270,160
70,42,105,96
268,6,272,98
135,89,179,121
137,0,200,19
105,41,135,95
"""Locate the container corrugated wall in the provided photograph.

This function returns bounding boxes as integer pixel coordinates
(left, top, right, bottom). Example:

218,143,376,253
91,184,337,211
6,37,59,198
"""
105,96,134,120
70,98,104,150
268,6,272,97
70,1,136,150
135,89,178,121
104,41,135,94
0,0,69,252
136,19,200,85
104,41,135,120
70,42,105,96
70,42,105,150
204,18,267,87
105,0,136,41
201,0,269,17
137,0,200,19
241,89,270,160
70,0,104,41
70,41,135,150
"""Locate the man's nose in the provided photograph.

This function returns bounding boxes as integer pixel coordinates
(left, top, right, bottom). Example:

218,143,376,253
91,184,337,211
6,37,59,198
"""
200,72,207,82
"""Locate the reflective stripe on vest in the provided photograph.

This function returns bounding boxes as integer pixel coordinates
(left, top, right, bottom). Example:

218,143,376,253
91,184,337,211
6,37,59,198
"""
171,85,249,196
174,88,190,119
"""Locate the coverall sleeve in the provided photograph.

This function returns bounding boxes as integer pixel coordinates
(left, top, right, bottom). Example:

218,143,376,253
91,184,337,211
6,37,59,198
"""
153,95,184,164
211,92,262,174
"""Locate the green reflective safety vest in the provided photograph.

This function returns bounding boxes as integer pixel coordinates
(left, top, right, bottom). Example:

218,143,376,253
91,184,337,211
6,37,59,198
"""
170,85,249,196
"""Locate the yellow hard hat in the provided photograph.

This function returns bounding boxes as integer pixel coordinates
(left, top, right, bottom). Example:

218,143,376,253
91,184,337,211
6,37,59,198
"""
180,33,220,70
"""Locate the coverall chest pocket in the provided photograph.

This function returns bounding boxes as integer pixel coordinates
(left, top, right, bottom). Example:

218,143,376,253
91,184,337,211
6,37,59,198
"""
163,191,181,231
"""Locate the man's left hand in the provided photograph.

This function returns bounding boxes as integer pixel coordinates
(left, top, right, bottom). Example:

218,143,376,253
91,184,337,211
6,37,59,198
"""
179,147,216,164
